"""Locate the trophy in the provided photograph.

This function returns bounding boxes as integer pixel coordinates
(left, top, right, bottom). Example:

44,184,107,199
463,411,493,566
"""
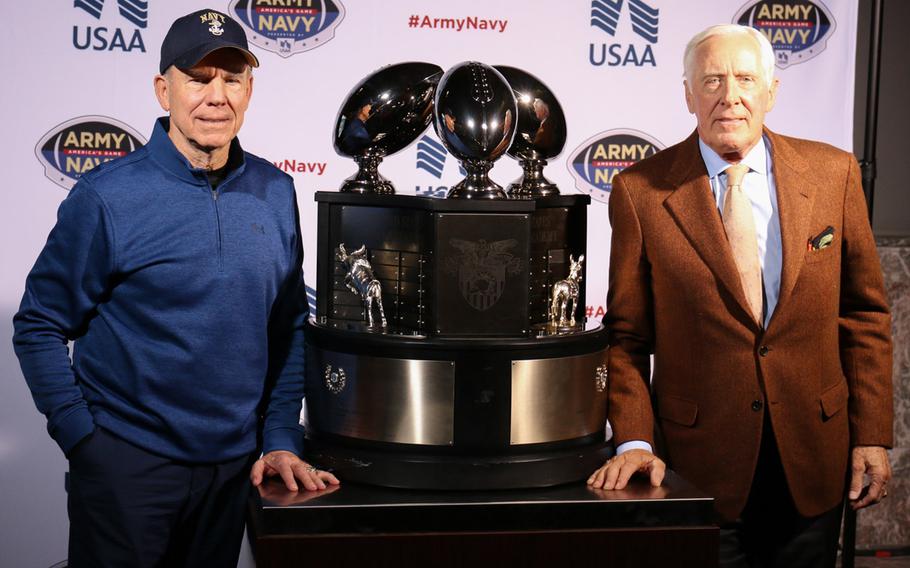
304,61,610,491
433,61,517,199
334,62,443,194
494,66,567,198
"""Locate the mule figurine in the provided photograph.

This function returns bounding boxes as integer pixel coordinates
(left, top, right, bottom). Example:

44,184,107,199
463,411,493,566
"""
549,254,584,327
337,243,388,329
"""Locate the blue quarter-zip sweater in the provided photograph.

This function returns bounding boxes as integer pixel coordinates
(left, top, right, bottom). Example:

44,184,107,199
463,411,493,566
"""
13,118,307,462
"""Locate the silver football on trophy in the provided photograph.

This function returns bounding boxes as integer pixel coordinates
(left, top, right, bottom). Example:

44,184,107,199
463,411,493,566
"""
494,66,567,198
334,62,444,194
433,61,517,199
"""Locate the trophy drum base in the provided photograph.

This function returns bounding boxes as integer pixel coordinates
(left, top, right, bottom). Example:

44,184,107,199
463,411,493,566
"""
303,319,610,490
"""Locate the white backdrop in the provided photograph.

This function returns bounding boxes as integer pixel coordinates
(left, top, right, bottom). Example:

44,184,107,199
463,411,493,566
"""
0,1,856,565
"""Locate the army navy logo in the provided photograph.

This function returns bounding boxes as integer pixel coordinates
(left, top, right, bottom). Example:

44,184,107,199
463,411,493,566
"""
591,0,658,43
446,239,522,312
35,116,146,190
568,129,663,203
230,0,345,58
735,0,836,69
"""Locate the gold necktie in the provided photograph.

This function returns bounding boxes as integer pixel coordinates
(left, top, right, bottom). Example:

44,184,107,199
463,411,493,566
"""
722,164,763,325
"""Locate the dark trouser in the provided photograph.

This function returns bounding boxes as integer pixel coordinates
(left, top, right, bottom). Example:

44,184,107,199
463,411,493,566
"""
718,416,844,568
66,427,255,568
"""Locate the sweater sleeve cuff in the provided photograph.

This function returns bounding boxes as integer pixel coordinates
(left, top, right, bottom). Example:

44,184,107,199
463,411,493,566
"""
262,426,305,458
52,409,96,456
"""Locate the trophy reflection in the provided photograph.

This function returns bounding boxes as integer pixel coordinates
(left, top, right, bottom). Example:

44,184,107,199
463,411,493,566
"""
433,61,517,199
334,62,443,194
494,66,567,198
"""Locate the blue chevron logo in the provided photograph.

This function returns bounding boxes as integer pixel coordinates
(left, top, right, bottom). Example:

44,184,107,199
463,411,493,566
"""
416,135,447,179
74,0,104,19
305,284,317,315
74,0,148,29
118,0,148,29
629,0,658,43
591,0,658,44
591,0,622,35
415,133,468,197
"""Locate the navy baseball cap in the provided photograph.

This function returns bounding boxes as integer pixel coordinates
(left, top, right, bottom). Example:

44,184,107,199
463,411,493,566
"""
159,9,259,74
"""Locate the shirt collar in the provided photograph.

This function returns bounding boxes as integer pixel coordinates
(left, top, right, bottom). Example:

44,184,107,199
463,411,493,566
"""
698,135,768,179
146,117,246,186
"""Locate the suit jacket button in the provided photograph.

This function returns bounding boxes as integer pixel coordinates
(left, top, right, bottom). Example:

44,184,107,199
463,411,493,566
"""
759,345,770,357
751,400,763,412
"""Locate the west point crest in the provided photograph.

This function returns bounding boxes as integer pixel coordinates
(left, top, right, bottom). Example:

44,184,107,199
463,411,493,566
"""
445,239,522,312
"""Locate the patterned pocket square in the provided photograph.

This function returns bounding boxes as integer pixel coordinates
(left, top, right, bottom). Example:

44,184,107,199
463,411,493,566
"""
808,226,835,251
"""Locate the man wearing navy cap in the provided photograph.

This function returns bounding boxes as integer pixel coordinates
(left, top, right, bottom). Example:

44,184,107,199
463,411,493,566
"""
13,8,337,566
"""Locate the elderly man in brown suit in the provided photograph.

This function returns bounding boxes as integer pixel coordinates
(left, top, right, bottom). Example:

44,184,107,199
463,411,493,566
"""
587,24,893,567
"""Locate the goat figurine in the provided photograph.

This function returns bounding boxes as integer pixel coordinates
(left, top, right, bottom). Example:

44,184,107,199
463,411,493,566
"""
549,254,584,327
337,243,388,329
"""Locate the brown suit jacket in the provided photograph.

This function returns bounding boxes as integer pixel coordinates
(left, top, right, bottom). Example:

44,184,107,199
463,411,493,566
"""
606,129,893,522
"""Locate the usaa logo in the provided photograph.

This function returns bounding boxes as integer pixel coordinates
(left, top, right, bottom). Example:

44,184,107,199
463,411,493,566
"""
567,129,663,203
589,0,659,67
230,0,345,58
734,0,836,69
414,133,465,198
72,0,147,53
35,116,146,190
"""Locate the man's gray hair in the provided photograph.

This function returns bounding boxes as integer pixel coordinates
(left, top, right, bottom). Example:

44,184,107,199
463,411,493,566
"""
683,24,776,90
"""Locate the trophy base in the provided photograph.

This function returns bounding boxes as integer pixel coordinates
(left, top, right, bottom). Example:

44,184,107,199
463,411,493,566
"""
507,158,560,198
530,321,585,336
446,179,507,199
340,152,395,194
508,180,560,199
304,319,609,490
447,158,507,199
306,437,613,490
339,178,395,195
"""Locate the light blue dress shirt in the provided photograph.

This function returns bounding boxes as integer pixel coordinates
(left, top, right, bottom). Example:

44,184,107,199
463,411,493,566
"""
614,136,783,457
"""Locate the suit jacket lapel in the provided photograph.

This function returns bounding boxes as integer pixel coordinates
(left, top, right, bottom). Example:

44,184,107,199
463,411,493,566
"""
765,128,815,322
663,132,757,324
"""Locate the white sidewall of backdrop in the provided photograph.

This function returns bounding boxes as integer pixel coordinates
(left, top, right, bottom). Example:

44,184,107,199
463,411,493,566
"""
0,1,856,565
